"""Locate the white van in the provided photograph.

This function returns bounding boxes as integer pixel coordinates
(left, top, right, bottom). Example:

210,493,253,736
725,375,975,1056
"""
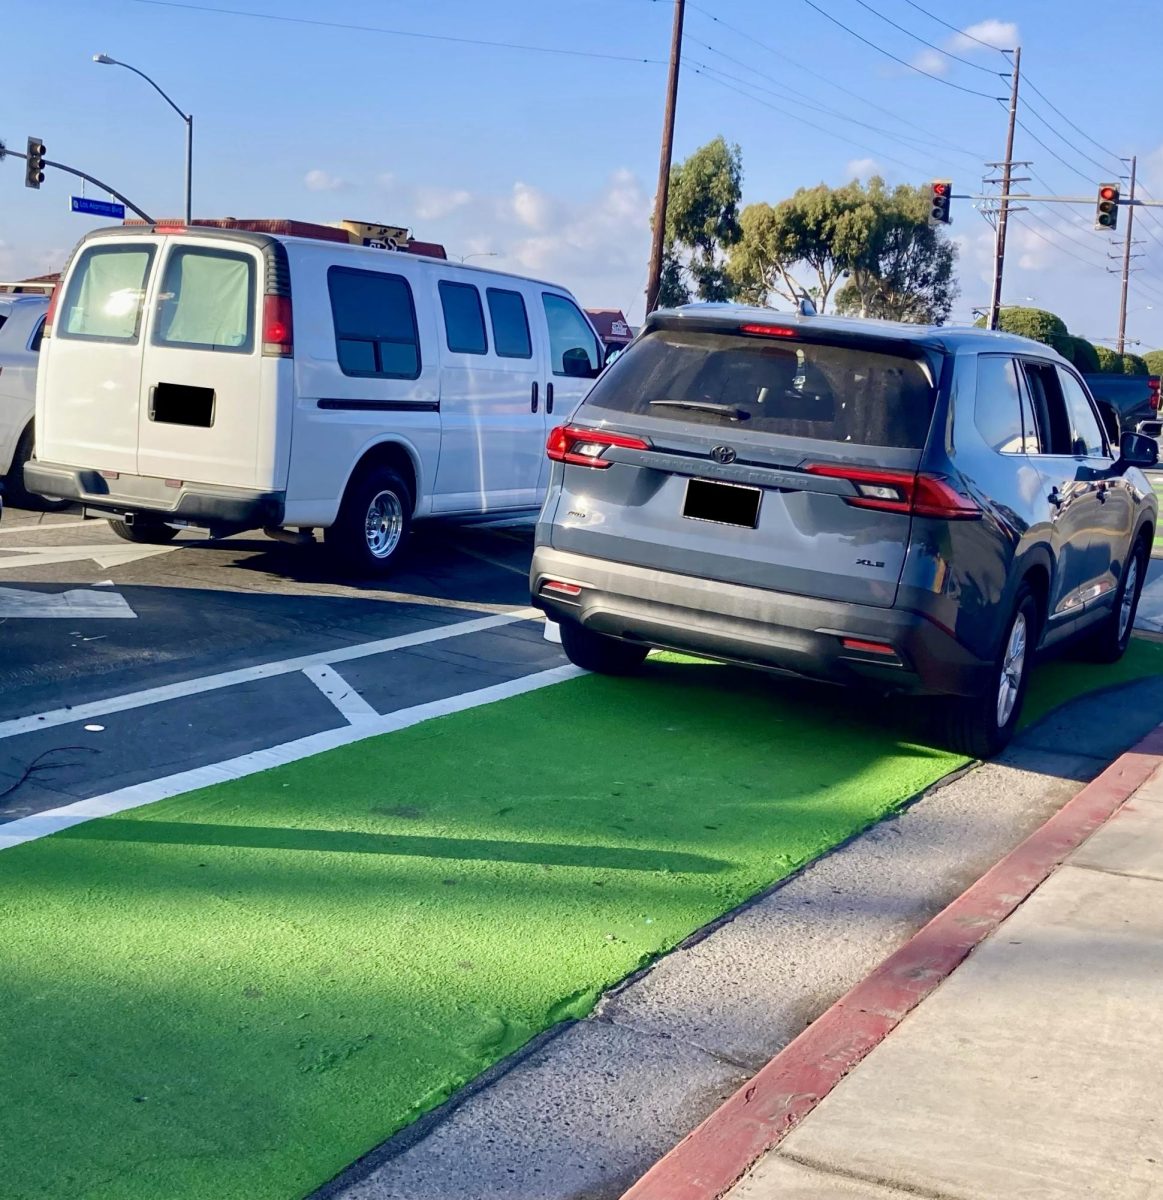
29,225,606,572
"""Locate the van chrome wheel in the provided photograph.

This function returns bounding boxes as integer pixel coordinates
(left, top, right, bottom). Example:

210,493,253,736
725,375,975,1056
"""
996,611,1028,729
1118,555,1140,642
364,489,404,559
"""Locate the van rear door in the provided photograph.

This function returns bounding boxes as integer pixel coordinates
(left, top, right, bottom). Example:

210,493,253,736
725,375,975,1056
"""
137,238,268,488
40,236,162,474
551,321,954,610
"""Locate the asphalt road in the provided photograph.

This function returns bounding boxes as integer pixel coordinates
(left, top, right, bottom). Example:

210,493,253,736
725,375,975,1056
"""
0,505,564,823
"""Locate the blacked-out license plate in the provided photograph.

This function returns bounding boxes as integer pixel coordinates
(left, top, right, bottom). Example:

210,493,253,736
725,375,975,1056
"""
682,478,761,529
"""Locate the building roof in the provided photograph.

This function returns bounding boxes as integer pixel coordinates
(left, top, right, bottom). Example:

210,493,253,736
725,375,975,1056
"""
585,308,635,344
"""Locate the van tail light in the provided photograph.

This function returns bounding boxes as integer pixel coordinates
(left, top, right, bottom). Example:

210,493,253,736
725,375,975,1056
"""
1149,378,1160,412
262,294,293,357
547,425,650,469
43,285,60,338
804,464,981,520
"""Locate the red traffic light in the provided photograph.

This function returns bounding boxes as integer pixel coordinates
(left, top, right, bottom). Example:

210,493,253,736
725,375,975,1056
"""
933,182,949,197
1099,185,1118,201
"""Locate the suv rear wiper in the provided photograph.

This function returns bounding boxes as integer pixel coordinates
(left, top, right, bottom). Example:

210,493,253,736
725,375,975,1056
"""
648,400,751,421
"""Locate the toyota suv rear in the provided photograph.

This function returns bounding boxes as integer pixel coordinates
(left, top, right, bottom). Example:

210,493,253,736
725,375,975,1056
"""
531,305,1158,758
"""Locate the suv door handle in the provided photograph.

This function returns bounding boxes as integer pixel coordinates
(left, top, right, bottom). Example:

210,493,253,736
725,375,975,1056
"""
546,382,555,415
531,381,539,413
1048,487,1063,508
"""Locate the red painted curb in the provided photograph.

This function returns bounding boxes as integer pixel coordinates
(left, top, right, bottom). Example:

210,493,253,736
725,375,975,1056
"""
621,724,1163,1200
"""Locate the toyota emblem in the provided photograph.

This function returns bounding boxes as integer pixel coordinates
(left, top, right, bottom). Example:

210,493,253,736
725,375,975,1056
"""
710,445,737,465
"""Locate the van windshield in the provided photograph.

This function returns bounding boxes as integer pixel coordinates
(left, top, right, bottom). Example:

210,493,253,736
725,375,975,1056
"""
585,328,939,449
58,244,155,343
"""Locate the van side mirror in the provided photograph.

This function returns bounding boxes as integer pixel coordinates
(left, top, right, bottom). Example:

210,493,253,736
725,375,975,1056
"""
1095,398,1120,445
1118,430,1159,468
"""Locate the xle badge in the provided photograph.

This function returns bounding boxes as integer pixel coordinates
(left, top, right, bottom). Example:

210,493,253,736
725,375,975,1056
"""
856,558,886,569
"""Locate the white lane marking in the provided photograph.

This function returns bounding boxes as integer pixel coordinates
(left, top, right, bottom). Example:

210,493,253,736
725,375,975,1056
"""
0,586,137,619
0,607,541,742
302,664,380,724
0,519,95,536
0,664,584,851
0,543,176,571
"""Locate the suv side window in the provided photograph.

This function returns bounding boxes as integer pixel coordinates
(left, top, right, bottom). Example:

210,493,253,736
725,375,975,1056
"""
328,266,421,379
1057,368,1109,457
542,293,601,378
29,316,46,354
974,356,1026,454
1020,362,1074,456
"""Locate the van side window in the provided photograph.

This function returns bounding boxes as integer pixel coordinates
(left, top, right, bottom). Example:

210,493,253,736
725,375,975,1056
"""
328,266,421,379
486,288,532,359
974,356,1026,454
438,281,487,355
1057,368,1109,457
57,244,155,343
154,247,255,353
542,294,601,379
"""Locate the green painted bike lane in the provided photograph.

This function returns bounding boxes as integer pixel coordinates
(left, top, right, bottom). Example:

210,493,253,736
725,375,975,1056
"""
2,642,1163,1200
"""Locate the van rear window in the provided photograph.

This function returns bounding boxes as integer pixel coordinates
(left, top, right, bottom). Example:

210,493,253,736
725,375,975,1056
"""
153,247,255,353
584,328,938,449
58,244,155,343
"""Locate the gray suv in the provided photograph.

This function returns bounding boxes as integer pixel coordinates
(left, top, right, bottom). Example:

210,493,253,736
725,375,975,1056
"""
531,305,1159,757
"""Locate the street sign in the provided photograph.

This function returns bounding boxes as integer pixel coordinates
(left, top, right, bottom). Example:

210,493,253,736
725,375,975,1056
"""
70,196,126,220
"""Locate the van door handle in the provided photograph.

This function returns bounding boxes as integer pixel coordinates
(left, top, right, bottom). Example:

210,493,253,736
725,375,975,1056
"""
531,381,539,413
546,382,555,415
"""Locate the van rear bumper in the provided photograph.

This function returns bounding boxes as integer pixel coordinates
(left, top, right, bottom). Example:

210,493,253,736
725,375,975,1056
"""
531,547,992,698
25,462,285,531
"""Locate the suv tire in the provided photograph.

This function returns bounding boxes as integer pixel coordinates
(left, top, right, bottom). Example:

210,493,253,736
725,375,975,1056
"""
559,619,649,675
7,427,71,513
325,464,413,577
937,586,1039,759
108,519,180,544
1080,537,1147,664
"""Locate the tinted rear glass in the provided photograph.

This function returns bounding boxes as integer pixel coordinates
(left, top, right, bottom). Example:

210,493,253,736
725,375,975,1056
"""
584,328,939,449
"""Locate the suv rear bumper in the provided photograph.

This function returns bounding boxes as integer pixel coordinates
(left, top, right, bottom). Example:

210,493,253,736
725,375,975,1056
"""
531,547,991,698
24,461,285,532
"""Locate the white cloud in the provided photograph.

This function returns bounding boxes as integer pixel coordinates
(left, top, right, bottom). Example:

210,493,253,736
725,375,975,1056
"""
846,157,880,180
304,169,348,192
910,48,948,76
510,181,556,231
951,19,1019,51
413,186,472,220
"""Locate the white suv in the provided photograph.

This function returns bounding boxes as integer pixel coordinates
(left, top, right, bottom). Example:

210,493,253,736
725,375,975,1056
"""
0,293,57,508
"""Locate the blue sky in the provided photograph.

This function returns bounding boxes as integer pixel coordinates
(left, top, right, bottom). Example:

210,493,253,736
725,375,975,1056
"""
3,0,1162,348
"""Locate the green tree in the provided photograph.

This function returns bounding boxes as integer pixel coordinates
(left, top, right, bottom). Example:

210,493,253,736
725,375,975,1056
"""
1055,335,1101,374
1122,351,1149,375
1143,349,1163,376
656,249,691,308
974,306,1068,346
663,137,743,302
1094,345,1126,373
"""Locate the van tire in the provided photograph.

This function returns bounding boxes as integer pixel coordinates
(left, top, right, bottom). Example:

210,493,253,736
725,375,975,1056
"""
936,586,1038,760
559,619,649,675
7,427,71,513
325,465,413,577
1079,537,1147,664
108,519,180,544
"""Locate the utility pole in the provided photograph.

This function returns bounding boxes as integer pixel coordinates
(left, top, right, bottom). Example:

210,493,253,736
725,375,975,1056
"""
644,0,685,316
986,46,1021,332
1117,154,1137,355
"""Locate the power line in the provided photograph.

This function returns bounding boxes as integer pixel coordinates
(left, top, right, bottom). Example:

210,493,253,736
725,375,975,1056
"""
1011,113,1096,186
1021,76,1125,168
120,0,667,64
797,0,1003,99
685,1,989,159
684,40,981,167
897,0,1012,54
690,67,930,176
848,0,1000,74
1019,97,1123,178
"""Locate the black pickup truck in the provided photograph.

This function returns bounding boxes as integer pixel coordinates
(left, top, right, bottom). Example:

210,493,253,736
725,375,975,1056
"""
1083,373,1161,437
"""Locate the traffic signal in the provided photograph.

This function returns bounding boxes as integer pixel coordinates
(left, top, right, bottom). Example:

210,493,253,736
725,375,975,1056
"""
928,180,952,226
1095,182,1120,231
24,137,46,189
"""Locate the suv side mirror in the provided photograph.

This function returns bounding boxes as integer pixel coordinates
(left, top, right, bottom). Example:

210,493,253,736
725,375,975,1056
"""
1118,430,1159,468
562,347,598,379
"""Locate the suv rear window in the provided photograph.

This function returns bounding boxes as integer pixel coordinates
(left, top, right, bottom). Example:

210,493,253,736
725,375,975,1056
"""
584,328,938,449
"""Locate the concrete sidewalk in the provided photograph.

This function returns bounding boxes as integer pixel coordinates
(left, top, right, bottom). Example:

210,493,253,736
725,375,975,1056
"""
725,764,1163,1199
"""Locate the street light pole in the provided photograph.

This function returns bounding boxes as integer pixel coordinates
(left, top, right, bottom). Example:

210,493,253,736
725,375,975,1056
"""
93,54,193,222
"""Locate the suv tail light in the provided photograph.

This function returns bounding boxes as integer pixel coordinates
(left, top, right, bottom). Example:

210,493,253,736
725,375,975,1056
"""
262,294,293,357
547,425,650,469
805,464,981,520
1149,378,1160,412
